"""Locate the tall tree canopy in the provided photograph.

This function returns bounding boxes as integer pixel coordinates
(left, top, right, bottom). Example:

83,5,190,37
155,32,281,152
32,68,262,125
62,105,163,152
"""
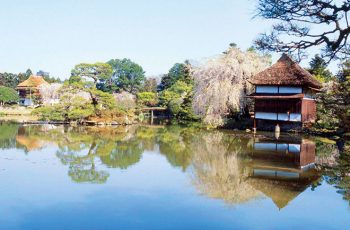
106,58,145,94
71,63,112,86
316,76,350,132
0,86,19,105
0,73,19,89
255,0,350,61
338,60,350,82
158,62,192,91
158,62,196,120
308,55,333,82
0,69,34,89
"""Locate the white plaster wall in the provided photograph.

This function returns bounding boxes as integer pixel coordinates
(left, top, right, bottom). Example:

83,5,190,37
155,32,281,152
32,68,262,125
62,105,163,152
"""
256,86,278,93
279,86,302,93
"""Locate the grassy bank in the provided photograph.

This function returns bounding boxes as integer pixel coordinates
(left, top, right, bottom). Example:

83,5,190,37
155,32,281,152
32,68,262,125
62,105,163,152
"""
0,106,38,123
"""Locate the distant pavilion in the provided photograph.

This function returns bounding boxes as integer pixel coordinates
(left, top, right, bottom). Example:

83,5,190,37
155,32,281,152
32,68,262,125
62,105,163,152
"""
16,75,49,106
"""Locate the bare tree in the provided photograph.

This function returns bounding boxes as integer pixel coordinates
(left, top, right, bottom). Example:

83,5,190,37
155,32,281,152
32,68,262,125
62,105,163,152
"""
255,0,350,61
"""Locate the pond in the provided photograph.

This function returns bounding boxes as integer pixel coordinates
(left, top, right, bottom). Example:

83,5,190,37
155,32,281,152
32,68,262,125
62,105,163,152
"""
0,123,349,229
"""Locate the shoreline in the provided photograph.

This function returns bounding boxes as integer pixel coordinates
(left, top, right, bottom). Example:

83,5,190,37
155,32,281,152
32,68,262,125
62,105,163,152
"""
0,118,138,126
0,110,347,140
0,117,344,136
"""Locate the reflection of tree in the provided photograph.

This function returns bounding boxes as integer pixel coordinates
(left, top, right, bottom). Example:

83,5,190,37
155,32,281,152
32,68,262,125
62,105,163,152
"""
313,139,350,205
135,126,158,151
0,123,19,149
315,138,340,167
52,126,146,182
320,149,350,205
52,127,135,183
100,139,143,169
191,132,261,204
157,126,195,171
69,163,109,184
56,140,110,184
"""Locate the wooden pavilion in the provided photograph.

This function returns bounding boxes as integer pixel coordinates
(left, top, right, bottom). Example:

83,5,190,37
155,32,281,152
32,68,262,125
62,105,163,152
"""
16,75,49,106
248,54,322,131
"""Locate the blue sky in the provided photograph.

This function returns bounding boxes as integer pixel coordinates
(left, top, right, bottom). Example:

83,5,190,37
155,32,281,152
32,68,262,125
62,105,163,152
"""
0,0,334,79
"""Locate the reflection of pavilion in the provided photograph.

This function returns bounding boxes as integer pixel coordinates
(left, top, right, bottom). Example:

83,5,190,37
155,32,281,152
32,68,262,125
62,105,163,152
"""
16,127,45,152
16,135,44,152
246,136,320,209
15,125,57,152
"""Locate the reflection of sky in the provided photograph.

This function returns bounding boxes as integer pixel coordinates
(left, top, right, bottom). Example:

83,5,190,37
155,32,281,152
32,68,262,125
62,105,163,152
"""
0,146,350,229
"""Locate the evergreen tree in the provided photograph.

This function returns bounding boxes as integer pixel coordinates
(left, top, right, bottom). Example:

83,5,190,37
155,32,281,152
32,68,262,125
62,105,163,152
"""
308,55,333,82
0,86,19,105
158,62,192,91
106,58,145,94
25,69,33,78
338,60,350,82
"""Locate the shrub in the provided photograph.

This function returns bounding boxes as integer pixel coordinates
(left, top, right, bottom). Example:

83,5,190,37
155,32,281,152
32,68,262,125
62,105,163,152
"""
32,106,65,121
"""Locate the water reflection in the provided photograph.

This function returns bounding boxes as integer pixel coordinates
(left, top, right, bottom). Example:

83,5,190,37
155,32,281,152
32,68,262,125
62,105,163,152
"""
190,132,261,204
0,122,348,209
246,135,321,209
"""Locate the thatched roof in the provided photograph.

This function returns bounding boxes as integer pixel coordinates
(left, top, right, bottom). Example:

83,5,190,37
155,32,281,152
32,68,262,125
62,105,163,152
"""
249,54,322,89
17,75,49,89
247,178,306,209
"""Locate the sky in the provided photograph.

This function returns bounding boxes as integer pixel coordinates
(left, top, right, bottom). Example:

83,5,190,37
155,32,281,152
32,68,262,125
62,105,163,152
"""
0,0,337,79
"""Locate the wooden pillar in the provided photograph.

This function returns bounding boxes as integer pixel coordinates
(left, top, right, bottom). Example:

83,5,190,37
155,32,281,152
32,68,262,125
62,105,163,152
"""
29,88,32,106
253,118,256,133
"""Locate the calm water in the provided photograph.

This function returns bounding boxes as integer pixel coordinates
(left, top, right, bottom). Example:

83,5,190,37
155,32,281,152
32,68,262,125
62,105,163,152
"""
0,123,349,229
